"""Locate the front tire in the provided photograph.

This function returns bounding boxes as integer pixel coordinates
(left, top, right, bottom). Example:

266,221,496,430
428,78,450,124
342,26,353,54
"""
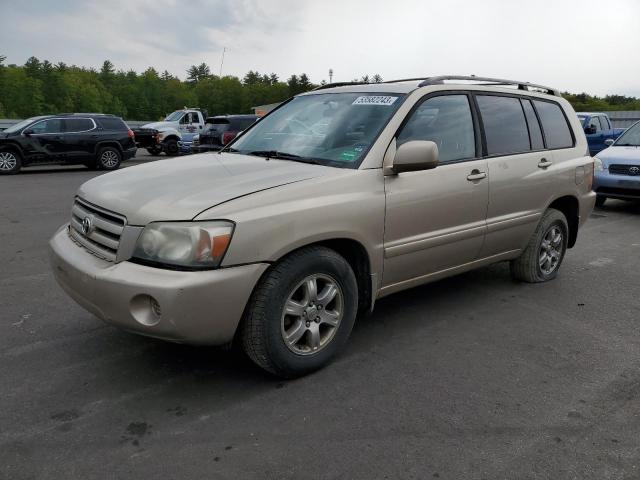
0,149,22,175
164,139,179,156
510,208,568,283
240,246,358,378
97,147,122,170
146,146,162,156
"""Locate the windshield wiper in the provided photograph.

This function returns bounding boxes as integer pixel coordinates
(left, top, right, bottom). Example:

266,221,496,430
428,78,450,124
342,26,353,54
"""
246,150,324,165
615,143,639,147
248,150,301,159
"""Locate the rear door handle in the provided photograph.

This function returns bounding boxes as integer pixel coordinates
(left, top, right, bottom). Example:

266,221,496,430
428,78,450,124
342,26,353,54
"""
467,170,487,181
538,158,553,169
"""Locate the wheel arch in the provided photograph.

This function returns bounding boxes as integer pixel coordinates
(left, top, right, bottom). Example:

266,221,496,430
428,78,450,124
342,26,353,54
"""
261,237,374,316
548,195,579,248
0,141,24,156
94,141,123,155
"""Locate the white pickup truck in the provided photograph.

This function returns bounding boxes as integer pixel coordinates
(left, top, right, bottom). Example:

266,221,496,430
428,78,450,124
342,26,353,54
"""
133,108,207,156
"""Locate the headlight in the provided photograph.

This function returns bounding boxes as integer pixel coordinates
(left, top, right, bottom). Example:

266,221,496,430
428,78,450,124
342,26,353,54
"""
132,221,234,269
594,157,604,171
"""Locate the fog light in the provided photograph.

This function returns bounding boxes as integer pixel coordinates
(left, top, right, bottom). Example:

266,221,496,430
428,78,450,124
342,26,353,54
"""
130,294,161,326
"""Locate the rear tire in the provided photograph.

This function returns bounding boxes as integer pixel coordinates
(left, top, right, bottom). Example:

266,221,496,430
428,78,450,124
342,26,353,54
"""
164,139,179,156
0,149,22,175
595,195,606,207
240,246,358,378
97,146,122,170
510,208,568,283
146,146,162,156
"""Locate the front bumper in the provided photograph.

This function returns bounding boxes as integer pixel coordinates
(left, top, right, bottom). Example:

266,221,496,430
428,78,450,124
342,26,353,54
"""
49,226,268,345
594,171,640,199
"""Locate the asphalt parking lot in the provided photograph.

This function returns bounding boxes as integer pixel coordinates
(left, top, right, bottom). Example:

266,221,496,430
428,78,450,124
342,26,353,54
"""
1,151,639,479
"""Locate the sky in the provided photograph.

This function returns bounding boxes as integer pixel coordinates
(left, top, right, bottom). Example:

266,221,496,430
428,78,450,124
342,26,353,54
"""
1,0,639,96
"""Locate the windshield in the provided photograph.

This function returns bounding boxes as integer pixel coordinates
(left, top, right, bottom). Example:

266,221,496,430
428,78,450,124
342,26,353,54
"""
229,92,405,168
3,117,46,134
614,122,640,146
164,111,185,121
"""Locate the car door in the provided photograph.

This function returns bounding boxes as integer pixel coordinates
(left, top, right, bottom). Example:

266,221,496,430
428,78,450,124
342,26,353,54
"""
179,112,199,137
23,118,67,162
383,93,489,289
62,117,96,162
477,95,573,257
586,115,603,155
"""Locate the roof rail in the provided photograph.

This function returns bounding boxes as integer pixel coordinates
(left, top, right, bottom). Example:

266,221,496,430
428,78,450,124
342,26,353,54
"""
312,81,370,91
415,76,560,96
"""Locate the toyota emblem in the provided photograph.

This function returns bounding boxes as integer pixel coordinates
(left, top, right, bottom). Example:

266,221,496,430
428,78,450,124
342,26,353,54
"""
629,166,640,176
81,215,94,235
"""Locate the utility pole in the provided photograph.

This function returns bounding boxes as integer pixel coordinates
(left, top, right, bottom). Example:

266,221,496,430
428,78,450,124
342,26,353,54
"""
219,47,226,77
329,68,333,83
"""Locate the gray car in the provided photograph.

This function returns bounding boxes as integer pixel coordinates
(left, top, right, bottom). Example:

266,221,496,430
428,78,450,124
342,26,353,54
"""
50,76,596,377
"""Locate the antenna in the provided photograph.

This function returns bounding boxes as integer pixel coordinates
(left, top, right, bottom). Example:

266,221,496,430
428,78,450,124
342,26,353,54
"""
219,47,226,77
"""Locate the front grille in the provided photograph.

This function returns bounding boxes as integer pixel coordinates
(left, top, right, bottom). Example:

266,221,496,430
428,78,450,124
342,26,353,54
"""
69,198,126,262
609,164,640,176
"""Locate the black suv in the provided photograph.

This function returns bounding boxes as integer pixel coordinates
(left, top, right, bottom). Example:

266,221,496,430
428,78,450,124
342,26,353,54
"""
193,114,258,152
0,114,137,174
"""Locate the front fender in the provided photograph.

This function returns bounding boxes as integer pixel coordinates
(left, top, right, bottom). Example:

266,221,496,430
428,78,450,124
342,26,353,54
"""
196,169,387,284
158,128,181,141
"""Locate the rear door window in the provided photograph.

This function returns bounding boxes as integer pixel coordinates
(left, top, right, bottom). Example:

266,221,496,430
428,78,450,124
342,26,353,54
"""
397,94,476,163
534,100,574,149
476,95,530,155
521,99,544,150
64,118,94,132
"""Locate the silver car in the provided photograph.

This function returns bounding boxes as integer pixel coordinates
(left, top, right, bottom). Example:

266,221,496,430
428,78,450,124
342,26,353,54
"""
50,76,596,377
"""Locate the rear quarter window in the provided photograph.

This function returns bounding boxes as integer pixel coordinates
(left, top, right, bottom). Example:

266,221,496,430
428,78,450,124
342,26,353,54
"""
97,117,128,131
533,100,574,149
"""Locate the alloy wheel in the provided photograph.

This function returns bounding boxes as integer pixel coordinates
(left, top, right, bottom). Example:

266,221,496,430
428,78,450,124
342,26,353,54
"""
101,150,119,168
539,225,563,275
0,152,18,171
281,274,344,355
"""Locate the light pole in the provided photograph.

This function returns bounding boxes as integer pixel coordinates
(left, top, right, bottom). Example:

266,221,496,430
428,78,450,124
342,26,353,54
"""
329,69,333,83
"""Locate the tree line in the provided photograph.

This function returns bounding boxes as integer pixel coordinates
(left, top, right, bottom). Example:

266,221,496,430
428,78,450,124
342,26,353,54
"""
0,55,638,120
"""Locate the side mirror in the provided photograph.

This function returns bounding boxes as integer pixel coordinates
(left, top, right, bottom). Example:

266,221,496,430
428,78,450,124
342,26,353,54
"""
390,140,439,174
23,129,33,136
604,138,615,146
584,126,596,135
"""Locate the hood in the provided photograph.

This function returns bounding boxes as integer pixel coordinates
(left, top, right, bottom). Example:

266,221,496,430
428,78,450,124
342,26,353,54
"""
77,153,339,225
141,121,178,131
596,146,640,166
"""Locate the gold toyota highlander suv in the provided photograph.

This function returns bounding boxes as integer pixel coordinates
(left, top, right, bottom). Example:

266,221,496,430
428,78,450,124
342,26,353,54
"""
50,76,596,377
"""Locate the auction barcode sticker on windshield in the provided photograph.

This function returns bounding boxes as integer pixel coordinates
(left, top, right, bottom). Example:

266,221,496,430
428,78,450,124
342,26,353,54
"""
352,96,398,106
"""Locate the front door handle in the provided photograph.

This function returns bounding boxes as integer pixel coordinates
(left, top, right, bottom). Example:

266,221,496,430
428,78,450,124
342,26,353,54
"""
538,158,553,169
467,170,487,181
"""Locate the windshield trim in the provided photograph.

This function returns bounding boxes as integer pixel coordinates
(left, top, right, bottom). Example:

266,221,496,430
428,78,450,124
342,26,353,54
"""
223,92,408,169
612,120,640,146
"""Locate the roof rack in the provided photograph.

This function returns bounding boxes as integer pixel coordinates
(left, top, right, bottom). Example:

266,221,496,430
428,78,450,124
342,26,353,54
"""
312,81,370,91
414,76,560,96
